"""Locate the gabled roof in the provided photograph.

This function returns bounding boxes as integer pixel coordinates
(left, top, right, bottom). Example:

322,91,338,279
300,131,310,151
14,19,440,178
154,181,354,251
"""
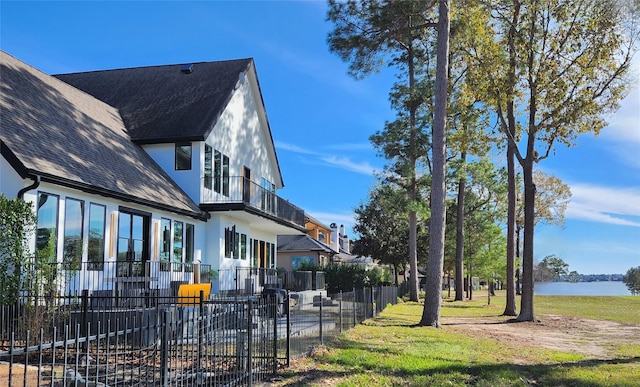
54,58,253,144
277,234,337,254
0,50,206,219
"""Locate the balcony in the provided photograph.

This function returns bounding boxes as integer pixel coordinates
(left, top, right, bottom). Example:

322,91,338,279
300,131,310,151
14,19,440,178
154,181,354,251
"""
200,176,305,229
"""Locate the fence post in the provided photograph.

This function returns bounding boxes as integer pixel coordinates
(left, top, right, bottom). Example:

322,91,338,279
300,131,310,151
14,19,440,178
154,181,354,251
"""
286,292,291,367
272,294,278,376
352,288,357,327
339,291,343,333
81,289,89,352
247,298,253,387
160,310,169,387
319,292,323,346
198,290,204,373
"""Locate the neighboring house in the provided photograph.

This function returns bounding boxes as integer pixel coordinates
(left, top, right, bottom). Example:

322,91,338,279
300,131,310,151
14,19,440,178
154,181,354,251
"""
0,50,306,296
277,215,336,271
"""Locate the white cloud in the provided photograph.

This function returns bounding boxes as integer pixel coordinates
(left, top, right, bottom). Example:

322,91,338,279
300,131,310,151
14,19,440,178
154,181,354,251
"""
566,183,640,227
276,140,380,176
321,155,378,176
275,141,319,155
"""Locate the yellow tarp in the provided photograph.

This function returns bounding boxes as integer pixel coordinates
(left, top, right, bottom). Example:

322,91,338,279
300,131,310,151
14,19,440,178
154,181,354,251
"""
177,283,211,306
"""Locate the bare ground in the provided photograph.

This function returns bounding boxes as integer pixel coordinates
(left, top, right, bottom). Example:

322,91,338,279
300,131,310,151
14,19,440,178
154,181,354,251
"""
443,313,640,360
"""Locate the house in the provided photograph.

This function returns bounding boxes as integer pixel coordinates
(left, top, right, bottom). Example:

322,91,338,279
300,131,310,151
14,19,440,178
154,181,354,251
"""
0,50,306,297
277,214,336,272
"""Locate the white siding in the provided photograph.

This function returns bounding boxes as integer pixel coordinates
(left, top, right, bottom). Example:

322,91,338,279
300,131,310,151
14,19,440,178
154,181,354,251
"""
0,156,27,198
142,142,202,203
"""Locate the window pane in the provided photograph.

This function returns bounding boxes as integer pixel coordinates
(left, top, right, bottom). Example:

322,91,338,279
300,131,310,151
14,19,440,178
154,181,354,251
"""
36,192,59,262
175,143,192,170
222,155,230,197
240,234,247,260
160,218,171,271
63,198,84,270
88,204,106,270
252,239,259,267
185,224,194,264
234,232,240,259
174,221,183,269
204,145,213,189
214,150,221,193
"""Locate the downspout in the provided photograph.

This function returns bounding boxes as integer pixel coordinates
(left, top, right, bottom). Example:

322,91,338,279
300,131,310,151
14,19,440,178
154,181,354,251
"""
17,175,41,200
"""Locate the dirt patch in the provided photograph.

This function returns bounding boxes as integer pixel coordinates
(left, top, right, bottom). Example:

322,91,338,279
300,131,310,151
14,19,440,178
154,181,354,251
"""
443,313,640,360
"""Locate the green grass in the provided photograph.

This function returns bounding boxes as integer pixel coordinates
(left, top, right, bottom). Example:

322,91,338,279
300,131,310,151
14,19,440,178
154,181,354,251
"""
276,294,640,386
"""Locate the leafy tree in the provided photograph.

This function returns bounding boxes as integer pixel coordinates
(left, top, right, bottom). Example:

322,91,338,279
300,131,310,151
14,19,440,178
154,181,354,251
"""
0,194,36,305
328,0,438,302
622,266,640,295
352,182,428,286
463,0,638,321
538,255,569,282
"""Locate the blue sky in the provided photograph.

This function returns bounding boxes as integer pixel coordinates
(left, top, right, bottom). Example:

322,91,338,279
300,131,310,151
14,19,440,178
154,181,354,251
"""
2,1,638,275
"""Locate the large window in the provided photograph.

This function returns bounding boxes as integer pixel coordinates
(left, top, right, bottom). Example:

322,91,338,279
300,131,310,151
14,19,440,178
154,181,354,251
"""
36,192,59,263
116,209,149,277
214,150,222,193
261,178,275,213
63,198,84,270
224,226,235,258
185,223,194,272
240,234,247,260
204,145,213,189
160,218,171,271
173,221,183,270
175,143,192,170
222,155,230,196
87,203,106,271
214,149,230,197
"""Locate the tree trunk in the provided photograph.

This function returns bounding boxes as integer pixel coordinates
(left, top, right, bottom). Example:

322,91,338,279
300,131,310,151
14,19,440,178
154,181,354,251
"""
503,108,517,316
454,152,466,301
420,0,450,328
408,42,420,303
409,209,419,301
517,155,536,321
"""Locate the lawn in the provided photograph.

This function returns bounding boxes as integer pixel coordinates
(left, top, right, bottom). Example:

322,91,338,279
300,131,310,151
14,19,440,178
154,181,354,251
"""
273,292,640,386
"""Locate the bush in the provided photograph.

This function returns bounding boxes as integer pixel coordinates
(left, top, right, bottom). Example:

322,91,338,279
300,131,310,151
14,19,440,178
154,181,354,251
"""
324,264,392,293
0,194,36,305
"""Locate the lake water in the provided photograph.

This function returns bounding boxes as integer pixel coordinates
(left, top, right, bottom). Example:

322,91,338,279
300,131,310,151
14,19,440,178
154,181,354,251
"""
534,281,632,296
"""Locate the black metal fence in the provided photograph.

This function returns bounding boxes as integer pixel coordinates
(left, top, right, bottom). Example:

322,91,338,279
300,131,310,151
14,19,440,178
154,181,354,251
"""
0,286,398,386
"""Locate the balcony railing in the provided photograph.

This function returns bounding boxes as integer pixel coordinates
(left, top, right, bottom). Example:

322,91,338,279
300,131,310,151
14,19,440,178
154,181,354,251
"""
201,176,305,227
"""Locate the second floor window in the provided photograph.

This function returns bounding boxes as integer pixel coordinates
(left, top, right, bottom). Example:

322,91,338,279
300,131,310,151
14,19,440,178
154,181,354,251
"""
204,145,212,189
175,143,192,170
214,149,230,196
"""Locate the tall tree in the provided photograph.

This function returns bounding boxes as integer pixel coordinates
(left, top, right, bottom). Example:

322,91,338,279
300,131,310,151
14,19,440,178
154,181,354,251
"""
464,0,638,321
420,0,450,327
327,0,438,302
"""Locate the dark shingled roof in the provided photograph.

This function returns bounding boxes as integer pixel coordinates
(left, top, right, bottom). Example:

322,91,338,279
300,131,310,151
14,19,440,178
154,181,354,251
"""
0,50,205,219
277,234,337,253
54,58,253,144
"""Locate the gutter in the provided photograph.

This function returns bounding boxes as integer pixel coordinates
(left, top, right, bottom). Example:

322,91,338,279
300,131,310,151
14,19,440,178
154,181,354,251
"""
17,175,41,200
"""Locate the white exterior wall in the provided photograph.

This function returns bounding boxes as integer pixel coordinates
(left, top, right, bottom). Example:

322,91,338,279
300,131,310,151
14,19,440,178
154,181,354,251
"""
205,68,281,189
142,142,202,203
0,156,27,198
